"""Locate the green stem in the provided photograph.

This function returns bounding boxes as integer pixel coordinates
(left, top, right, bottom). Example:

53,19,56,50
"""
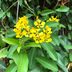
16,0,19,22
1,1,18,19
24,0,35,15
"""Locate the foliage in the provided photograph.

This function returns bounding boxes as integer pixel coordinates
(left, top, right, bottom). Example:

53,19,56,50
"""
0,0,72,72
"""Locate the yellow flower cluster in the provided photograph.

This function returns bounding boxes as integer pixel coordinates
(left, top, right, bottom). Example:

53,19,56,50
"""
13,16,29,38
47,16,59,22
13,16,52,43
34,19,45,28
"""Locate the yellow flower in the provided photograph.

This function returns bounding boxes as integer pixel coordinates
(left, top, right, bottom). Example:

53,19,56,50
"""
22,26,30,37
13,16,29,38
25,26,30,31
29,27,38,38
30,27,37,33
19,16,28,25
15,16,28,29
43,26,52,34
16,33,22,38
34,19,45,28
13,16,52,43
47,16,59,22
33,32,46,43
13,28,23,38
13,28,21,35
22,30,27,36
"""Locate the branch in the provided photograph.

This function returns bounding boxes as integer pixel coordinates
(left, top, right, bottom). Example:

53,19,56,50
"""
16,0,19,22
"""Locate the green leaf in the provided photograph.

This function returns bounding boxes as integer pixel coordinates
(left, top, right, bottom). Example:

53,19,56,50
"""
64,45,72,49
69,52,72,61
57,53,68,72
59,24,65,28
6,62,17,72
2,38,19,45
0,48,8,58
17,37,30,53
19,0,23,6
41,43,58,61
52,34,60,46
59,38,72,50
29,48,36,69
24,42,41,49
7,45,18,58
12,51,29,72
29,67,43,72
0,9,5,18
41,9,55,16
46,22,59,27
56,6,69,12
46,0,51,5
36,57,58,71
26,14,33,18
68,24,72,30
68,32,72,40
17,46,22,53
5,29,15,38
21,37,30,43
0,35,5,48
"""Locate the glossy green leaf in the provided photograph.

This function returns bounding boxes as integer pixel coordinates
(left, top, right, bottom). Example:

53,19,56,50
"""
56,6,69,12
69,52,72,61
59,38,71,50
41,43,58,61
46,0,51,5
0,9,5,18
26,14,33,18
52,34,60,46
57,53,68,72
19,0,23,6
36,57,58,71
29,67,43,72
24,42,41,48
2,38,19,45
29,48,36,69
0,35,5,48
59,24,65,28
17,46,22,53
64,45,72,49
46,22,59,27
20,37,30,43
5,29,15,38
41,9,55,16
0,48,8,58
12,51,29,72
7,45,18,58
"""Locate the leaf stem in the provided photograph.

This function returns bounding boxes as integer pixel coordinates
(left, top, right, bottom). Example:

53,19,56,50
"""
16,0,19,22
